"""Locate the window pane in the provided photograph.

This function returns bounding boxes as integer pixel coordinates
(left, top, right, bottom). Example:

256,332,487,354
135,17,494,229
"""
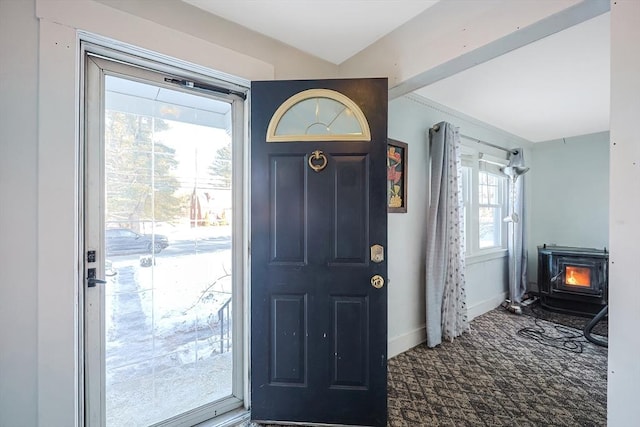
268,89,371,142
104,76,234,426
487,187,495,204
277,98,362,136
479,171,500,205
479,206,501,248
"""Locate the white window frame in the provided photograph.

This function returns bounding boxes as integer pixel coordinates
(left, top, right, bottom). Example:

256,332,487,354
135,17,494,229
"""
461,147,509,263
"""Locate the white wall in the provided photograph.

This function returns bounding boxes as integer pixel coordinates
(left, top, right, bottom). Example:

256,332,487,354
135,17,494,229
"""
608,1,640,424
0,1,39,426
386,94,529,357
527,131,610,286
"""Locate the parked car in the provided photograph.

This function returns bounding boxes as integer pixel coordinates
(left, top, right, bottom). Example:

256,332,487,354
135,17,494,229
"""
105,228,169,256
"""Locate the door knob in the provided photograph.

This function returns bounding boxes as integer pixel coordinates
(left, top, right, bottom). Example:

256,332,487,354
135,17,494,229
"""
371,275,384,289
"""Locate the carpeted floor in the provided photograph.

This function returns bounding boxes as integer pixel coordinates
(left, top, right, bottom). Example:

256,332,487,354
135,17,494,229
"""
387,307,607,426
521,299,608,337
249,307,608,427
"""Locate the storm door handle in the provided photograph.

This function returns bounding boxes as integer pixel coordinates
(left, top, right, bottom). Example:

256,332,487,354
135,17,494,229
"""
87,268,107,288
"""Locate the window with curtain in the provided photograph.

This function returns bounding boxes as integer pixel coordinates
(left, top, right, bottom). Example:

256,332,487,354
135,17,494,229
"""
461,153,508,258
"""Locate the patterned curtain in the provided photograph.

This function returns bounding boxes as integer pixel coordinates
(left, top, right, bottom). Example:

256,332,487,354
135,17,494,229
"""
505,151,528,306
425,122,469,348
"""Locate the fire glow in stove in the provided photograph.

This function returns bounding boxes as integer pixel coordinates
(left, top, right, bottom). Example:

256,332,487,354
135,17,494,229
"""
537,245,608,315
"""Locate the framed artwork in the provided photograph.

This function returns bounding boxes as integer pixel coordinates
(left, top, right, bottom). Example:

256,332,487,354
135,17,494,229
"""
387,139,408,213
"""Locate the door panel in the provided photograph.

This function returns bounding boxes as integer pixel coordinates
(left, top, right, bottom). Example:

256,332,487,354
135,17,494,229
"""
269,155,308,264
331,296,369,388
270,294,308,385
332,155,368,264
251,78,388,426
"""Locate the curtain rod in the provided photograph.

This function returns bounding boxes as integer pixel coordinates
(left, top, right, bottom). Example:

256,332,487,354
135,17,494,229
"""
430,124,518,155
461,134,519,156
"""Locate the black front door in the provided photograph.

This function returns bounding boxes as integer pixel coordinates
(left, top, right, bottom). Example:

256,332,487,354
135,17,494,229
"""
250,78,388,426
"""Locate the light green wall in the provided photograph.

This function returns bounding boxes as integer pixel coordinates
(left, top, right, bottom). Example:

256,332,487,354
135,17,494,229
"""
528,131,610,286
387,94,530,356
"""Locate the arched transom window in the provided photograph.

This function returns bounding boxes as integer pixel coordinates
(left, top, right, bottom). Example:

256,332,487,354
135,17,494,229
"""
266,89,371,142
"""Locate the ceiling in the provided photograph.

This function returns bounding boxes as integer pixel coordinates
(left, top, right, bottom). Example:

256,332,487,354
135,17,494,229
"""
416,12,610,142
185,0,440,65
183,0,610,143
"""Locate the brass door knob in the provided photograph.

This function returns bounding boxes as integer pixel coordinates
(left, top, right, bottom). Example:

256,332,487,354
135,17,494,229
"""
371,275,384,289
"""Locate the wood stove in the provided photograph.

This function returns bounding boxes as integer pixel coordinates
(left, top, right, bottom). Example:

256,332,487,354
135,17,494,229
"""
537,245,608,315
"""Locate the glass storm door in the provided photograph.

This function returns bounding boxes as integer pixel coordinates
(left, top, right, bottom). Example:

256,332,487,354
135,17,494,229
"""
83,52,246,426
250,79,389,426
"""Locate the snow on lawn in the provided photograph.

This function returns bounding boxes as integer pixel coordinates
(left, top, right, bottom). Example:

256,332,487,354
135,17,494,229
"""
105,248,233,372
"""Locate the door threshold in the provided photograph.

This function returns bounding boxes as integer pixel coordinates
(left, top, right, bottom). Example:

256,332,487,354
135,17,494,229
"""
251,420,370,427
194,408,250,427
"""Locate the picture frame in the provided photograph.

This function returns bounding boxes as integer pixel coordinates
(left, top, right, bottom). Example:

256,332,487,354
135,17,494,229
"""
387,139,408,213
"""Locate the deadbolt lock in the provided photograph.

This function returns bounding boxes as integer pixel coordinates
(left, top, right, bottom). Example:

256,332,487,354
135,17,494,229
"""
371,275,385,289
370,244,384,263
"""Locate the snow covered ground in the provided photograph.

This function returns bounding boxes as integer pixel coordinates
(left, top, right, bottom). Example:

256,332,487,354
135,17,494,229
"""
104,226,234,425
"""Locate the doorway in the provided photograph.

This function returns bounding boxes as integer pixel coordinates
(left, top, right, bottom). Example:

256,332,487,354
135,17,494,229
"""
82,49,247,426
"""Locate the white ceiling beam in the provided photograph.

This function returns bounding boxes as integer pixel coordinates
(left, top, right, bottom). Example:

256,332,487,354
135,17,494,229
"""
388,0,610,100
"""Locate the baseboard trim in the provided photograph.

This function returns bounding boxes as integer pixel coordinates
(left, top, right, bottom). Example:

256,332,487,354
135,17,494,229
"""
467,292,508,320
388,326,426,358
387,292,507,358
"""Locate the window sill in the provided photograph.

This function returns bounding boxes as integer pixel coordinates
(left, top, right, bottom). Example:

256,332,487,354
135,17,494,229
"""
466,249,508,265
